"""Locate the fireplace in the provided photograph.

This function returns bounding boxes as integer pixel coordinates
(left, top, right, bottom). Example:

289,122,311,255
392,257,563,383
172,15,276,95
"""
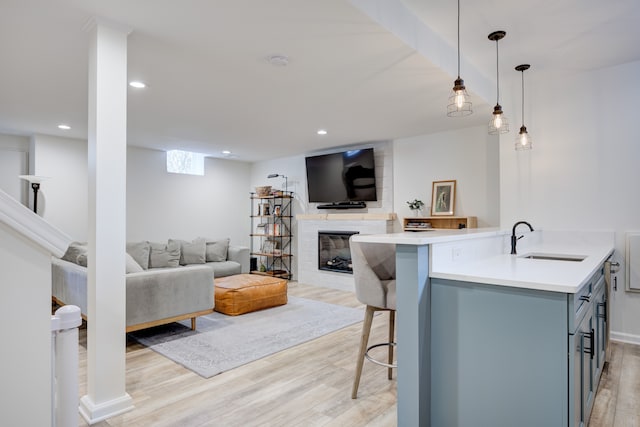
318,231,358,274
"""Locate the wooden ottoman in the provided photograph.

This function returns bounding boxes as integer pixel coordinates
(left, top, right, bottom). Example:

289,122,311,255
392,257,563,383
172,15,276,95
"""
214,274,288,316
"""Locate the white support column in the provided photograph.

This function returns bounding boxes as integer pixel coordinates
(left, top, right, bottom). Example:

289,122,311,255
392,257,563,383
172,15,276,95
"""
80,18,133,424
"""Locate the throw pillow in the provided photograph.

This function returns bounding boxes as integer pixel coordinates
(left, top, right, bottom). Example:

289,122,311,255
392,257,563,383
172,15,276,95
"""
125,253,144,273
76,253,88,267
126,241,151,270
202,237,230,262
149,241,181,268
169,238,206,265
61,242,88,266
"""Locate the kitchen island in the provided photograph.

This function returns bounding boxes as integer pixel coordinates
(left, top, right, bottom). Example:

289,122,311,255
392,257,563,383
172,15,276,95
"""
352,228,614,427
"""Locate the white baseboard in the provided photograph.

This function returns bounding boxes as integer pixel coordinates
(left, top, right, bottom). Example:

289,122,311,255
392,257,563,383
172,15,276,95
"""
610,331,640,345
80,393,134,425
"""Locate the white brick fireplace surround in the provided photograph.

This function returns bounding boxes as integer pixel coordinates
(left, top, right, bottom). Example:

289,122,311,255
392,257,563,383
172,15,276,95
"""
297,213,396,291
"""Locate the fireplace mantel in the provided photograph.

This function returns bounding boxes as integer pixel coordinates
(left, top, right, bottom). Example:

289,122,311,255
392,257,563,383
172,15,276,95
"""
297,213,396,221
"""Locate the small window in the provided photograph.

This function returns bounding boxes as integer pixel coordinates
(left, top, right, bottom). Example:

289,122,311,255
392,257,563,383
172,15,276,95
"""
166,150,204,176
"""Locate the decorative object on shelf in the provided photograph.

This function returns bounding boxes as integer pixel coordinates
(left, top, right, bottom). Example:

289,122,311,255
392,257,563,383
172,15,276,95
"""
261,239,277,254
406,199,425,216
431,180,456,216
274,204,282,216
267,173,288,193
255,185,272,197
488,31,509,135
447,0,472,117
262,203,270,216
19,175,49,214
515,64,533,151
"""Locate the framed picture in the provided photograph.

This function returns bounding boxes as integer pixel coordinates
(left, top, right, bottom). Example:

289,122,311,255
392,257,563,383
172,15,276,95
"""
431,180,456,216
273,204,282,216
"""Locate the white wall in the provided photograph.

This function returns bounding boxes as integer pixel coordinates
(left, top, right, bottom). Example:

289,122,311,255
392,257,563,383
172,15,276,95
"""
31,134,88,241
393,125,500,229
499,60,640,342
0,133,29,204
127,146,251,245
19,137,251,246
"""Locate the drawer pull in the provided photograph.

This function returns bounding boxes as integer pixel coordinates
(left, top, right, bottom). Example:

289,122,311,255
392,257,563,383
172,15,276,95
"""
597,302,607,319
579,294,591,303
583,329,595,359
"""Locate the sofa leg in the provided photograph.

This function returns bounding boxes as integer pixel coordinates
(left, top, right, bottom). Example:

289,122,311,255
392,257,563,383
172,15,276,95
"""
191,318,196,330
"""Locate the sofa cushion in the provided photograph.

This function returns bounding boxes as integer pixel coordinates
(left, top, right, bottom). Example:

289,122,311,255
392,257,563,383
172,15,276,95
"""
126,253,144,273
61,242,88,266
169,238,206,265
127,241,151,270
202,238,230,262
149,241,181,268
205,260,241,278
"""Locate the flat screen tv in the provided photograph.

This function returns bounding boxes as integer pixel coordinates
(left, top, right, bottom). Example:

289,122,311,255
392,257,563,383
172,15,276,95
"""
305,148,377,203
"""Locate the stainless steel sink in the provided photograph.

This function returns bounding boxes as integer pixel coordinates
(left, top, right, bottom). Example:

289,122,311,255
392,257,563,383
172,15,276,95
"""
519,253,586,262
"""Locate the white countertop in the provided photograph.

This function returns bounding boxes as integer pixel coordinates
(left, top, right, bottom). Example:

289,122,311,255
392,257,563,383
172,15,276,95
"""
431,243,613,293
352,229,614,293
352,228,504,245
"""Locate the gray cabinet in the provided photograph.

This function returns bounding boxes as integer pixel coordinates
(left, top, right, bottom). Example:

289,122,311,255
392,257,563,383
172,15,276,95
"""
431,265,607,427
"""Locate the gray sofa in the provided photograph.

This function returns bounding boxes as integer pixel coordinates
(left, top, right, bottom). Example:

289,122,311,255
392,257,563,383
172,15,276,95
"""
51,238,249,332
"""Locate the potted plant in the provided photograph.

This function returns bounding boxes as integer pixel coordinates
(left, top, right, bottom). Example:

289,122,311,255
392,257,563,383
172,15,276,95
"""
407,199,425,216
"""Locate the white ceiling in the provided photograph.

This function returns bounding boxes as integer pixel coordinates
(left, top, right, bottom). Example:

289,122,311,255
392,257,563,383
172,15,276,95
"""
1,0,639,162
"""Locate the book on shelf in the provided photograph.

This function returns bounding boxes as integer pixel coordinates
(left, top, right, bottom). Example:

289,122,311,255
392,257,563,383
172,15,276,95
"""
256,223,267,234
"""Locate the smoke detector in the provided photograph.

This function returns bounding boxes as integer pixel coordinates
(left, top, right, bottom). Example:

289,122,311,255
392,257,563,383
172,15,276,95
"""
266,54,290,67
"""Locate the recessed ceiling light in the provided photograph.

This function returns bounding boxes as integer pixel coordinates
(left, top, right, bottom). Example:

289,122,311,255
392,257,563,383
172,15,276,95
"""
58,124,71,130
317,129,328,135
129,81,146,88
266,54,290,67
222,150,231,155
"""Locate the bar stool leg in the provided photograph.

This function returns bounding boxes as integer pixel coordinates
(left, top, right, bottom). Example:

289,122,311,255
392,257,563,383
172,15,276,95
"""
388,310,395,380
352,305,375,399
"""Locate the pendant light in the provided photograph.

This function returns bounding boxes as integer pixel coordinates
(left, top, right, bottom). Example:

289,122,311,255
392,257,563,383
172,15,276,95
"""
515,64,532,150
447,0,472,117
488,31,509,134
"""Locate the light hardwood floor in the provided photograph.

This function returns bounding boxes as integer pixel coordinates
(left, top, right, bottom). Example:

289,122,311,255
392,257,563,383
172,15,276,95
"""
76,282,639,427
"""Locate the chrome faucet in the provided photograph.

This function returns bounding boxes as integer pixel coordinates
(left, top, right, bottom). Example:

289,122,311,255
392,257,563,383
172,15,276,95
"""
511,221,534,255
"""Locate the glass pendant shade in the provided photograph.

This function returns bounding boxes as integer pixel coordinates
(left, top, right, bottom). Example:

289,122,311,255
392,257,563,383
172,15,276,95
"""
447,0,472,117
488,104,509,134
516,125,532,150
515,64,532,150
447,78,472,117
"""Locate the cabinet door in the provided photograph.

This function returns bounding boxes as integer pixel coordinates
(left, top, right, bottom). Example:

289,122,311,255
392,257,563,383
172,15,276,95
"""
577,310,595,427
571,331,581,427
593,276,607,384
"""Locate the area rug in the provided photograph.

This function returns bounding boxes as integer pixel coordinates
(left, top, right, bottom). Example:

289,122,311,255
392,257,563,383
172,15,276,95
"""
128,296,363,378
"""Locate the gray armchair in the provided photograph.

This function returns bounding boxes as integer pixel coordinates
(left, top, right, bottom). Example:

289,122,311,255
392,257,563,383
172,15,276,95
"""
349,237,397,399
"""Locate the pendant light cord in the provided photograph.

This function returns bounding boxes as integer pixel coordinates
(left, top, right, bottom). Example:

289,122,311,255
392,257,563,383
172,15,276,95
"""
457,0,460,78
521,70,525,125
495,40,500,104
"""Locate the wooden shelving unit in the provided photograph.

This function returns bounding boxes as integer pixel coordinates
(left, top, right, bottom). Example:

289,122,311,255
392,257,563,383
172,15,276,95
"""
250,192,293,279
403,216,477,231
